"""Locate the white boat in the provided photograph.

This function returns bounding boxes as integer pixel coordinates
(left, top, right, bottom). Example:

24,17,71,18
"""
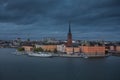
81,53,88,58
28,53,52,57
83,55,88,58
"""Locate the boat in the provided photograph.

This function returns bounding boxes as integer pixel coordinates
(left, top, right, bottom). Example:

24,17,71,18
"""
83,55,88,58
28,53,52,57
81,53,88,58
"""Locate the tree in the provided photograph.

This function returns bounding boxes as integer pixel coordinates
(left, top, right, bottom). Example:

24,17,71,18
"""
17,47,24,51
34,47,44,52
53,49,57,53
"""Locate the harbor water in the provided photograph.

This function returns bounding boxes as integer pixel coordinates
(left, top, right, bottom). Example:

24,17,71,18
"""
0,48,120,80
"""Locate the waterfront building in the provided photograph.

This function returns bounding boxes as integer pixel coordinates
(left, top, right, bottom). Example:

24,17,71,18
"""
57,44,66,52
65,47,74,54
65,47,80,54
73,47,80,53
36,44,57,52
22,46,34,52
109,45,120,53
65,22,73,54
80,45,105,56
65,22,80,54
110,46,116,51
35,44,43,48
116,46,120,52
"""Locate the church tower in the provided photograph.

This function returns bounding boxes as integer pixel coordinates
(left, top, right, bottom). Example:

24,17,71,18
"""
67,21,72,47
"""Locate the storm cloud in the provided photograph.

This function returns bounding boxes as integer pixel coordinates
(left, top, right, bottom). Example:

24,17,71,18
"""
0,0,120,40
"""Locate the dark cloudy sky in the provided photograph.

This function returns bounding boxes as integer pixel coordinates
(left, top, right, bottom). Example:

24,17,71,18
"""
0,0,120,40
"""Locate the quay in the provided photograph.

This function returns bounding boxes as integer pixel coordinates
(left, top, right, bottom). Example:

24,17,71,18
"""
58,54,109,58
52,54,82,58
13,51,109,58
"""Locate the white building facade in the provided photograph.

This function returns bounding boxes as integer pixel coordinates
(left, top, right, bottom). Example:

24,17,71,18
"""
57,44,66,52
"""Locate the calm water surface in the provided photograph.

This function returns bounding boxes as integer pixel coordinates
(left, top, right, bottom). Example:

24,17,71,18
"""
0,48,120,80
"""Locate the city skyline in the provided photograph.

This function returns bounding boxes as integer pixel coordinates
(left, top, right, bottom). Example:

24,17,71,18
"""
0,0,120,41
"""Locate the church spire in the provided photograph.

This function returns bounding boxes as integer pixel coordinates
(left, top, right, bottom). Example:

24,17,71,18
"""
67,21,72,47
69,21,71,33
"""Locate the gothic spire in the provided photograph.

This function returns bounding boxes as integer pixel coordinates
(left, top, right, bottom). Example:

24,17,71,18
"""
69,21,71,33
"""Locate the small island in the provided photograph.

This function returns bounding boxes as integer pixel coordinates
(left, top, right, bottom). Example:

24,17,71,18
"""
14,23,120,58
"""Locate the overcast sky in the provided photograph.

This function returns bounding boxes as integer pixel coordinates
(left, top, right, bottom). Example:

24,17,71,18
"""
0,0,120,40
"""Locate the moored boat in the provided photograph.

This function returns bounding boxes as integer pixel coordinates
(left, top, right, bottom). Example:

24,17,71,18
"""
28,53,52,57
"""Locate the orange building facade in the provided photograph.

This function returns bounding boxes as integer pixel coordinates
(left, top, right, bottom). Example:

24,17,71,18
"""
41,45,57,52
65,47,73,54
116,46,120,52
80,46,105,55
65,47,80,54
